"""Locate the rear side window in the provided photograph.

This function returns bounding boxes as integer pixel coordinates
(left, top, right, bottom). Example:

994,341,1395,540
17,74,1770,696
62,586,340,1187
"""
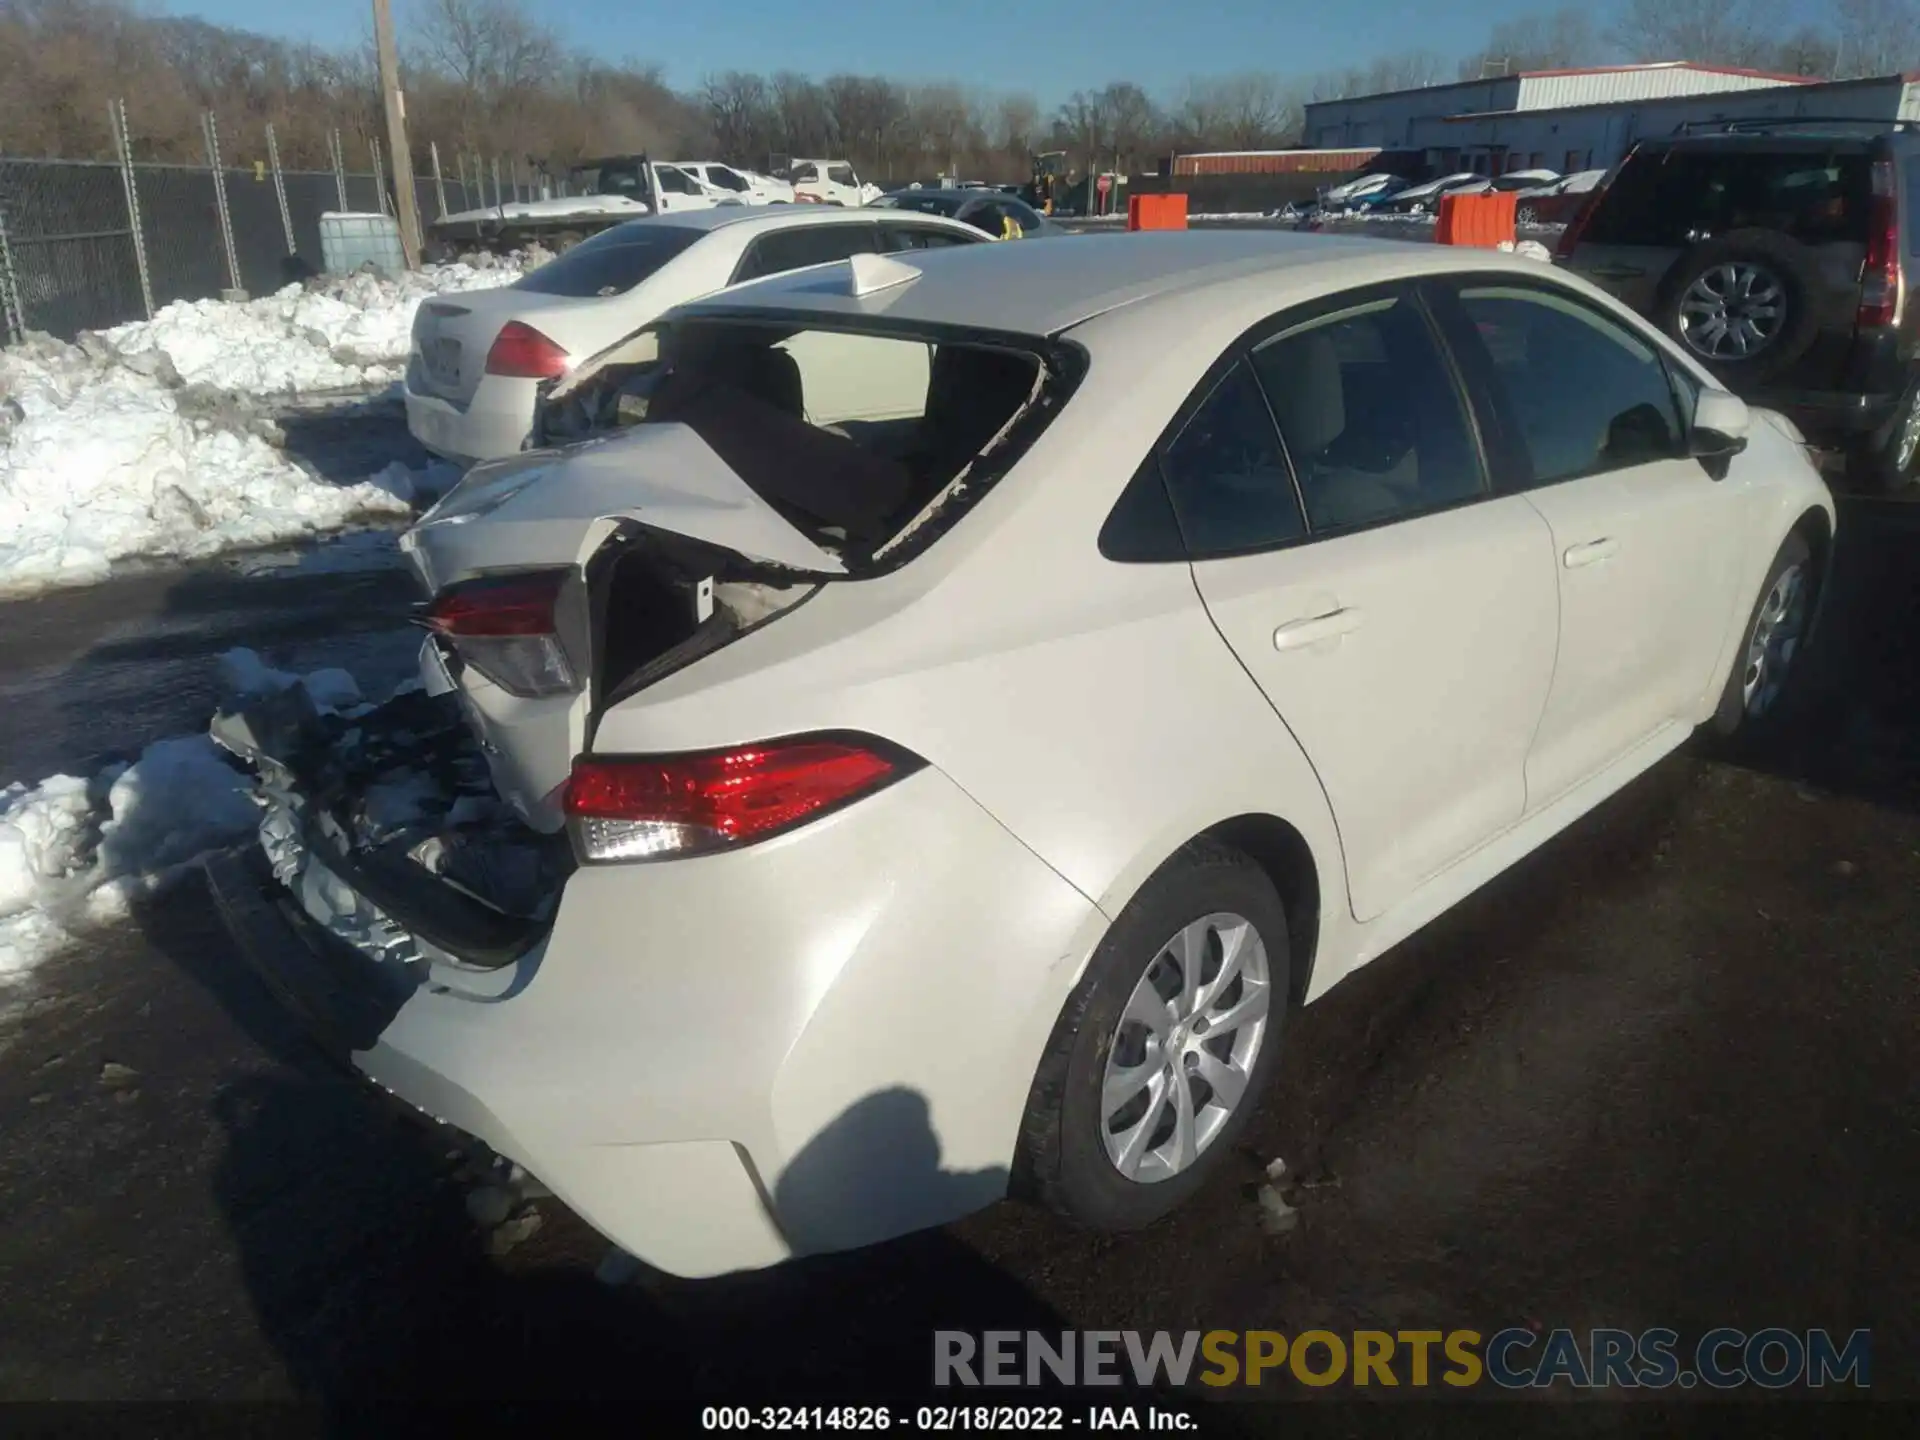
512,224,703,297
1159,361,1304,557
1456,285,1686,486
734,225,880,282
1250,294,1483,532
1584,147,1871,247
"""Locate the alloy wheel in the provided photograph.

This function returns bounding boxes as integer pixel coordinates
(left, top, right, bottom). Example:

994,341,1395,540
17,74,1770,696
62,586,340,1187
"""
1742,562,1808,718
1679,262,1785,360
1894,389,1920,474
1100,912,1271,1183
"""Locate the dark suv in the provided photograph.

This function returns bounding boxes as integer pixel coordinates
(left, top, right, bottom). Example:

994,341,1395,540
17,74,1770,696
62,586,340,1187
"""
1560,120,1920,491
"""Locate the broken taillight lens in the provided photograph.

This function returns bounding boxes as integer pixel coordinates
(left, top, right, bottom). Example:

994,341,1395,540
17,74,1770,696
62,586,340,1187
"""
423,570,576,698
562,736,918,862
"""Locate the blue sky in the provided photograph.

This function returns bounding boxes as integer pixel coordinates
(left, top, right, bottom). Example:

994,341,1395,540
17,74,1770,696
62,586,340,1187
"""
152,0,1559,102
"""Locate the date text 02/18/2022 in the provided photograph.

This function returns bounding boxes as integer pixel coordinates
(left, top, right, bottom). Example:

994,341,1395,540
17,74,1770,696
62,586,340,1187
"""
700,1405,1199,1431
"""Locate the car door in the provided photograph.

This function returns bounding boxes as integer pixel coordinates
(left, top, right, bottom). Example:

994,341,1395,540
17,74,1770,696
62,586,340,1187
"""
1430,277,1743,806
1169,283,1560,923
730,224,930,423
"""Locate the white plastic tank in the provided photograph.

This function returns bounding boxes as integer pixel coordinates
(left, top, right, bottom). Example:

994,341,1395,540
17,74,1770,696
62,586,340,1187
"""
319,212,406,275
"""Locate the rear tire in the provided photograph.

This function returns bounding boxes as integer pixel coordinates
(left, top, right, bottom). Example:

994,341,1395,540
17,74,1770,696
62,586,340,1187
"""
1711,530,1816,739
1016,840,1290,1231
1847,373,1920,494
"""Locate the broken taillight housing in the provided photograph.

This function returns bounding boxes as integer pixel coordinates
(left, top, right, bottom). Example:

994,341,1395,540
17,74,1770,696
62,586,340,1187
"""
562,735,919,862
423,570,576,698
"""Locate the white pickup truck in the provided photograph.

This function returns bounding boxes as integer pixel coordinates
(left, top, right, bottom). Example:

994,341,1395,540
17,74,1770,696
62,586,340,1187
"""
428,156,740,255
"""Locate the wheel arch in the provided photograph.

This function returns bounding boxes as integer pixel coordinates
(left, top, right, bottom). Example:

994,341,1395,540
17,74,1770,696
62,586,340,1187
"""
1197,813,1323,1007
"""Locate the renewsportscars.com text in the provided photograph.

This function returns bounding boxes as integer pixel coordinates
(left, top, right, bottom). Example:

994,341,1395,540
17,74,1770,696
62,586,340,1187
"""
933,1328,1871,1391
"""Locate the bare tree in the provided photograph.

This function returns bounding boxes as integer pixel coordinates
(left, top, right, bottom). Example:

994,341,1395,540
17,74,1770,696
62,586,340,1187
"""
1458,8,1602,79
1610,0,1791,68
1833,0,1920,77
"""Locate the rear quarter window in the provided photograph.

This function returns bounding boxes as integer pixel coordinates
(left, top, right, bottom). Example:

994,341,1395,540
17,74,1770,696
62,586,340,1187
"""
513,225,703,297
1584,147,1870,248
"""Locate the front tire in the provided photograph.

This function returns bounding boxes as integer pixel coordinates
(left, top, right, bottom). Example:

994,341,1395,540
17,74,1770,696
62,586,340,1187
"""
1017,840,1290,1231
1711,530,1816,739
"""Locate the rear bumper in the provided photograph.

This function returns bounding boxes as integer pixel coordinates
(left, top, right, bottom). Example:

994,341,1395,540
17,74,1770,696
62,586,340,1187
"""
209,753,1101,1279
403,372,538,467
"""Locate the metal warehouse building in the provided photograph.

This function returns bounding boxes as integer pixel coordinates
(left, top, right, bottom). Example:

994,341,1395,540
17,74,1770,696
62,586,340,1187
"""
1298,62,1909,176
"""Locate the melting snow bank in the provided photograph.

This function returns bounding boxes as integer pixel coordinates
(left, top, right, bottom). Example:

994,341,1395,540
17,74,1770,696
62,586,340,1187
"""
0,650,364,981
0,337,428,594
96,252,542,395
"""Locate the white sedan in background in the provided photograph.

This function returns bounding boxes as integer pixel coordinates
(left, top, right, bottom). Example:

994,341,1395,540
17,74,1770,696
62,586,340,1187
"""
219,232,1832,1279
403,207,987,467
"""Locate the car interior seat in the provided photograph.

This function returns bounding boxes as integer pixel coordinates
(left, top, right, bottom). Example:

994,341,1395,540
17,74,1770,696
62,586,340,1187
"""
912,344,1038,480
1262,331,1407,530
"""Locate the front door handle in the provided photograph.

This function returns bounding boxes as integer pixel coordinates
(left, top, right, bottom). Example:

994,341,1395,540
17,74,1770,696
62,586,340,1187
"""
1273,606,1364,651
1563,538,1619,569
1587,266,1646,281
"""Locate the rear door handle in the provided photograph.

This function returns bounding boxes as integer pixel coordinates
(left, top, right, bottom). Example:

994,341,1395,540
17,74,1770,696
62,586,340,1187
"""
1273,606,1364,651
1563,538,1619,568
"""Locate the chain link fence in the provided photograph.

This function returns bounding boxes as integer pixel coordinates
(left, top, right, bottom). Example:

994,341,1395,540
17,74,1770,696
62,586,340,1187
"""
0,119,533,343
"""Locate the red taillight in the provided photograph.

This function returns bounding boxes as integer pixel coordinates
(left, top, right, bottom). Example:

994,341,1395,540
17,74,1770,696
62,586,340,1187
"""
484,321,570,379
563,737,915,861
424,571,576,697
1859,158,1900,329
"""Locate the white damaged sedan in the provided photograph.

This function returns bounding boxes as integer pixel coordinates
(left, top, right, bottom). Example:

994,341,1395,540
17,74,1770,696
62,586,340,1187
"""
210,231,1833,1278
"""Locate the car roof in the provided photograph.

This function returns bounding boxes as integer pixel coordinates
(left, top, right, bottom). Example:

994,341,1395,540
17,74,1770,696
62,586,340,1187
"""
607,207,978,239
675,229,1517,337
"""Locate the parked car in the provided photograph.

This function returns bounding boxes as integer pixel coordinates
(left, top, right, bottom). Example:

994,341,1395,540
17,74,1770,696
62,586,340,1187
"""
213,231,1832,1280
784,158,884,206
1559,121,1920,490
1387,172,1491,213
1491,167,1562,193
403,207,988,467
867,187,1065,239
669,161,796,205
1320,172,1404,208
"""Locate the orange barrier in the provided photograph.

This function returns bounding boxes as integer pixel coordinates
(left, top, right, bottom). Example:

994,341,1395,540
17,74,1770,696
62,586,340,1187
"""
1127,192,1189,231
1435,190,1518,247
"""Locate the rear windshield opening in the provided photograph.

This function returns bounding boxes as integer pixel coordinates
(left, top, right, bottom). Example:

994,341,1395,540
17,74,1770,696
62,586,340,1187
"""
543,316,1057,566
512,223,703,298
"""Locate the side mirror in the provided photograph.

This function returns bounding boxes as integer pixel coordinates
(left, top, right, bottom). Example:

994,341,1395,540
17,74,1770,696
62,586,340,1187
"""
1690,387,1750,460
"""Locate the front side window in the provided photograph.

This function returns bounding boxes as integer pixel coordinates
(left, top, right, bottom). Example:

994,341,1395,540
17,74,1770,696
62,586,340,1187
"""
1250,294,1483,532
1455,285,1686,487
709,165,749,191
828,164,858,188
656,165,698,195
1159,361,1304,558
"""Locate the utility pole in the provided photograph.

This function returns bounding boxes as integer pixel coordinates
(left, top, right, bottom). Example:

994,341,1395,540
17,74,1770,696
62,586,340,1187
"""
372,0,422,268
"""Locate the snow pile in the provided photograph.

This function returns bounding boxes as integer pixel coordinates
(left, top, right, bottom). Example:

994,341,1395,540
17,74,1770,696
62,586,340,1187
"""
0,336,417,594
0,650,362,981
97,256,537,396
